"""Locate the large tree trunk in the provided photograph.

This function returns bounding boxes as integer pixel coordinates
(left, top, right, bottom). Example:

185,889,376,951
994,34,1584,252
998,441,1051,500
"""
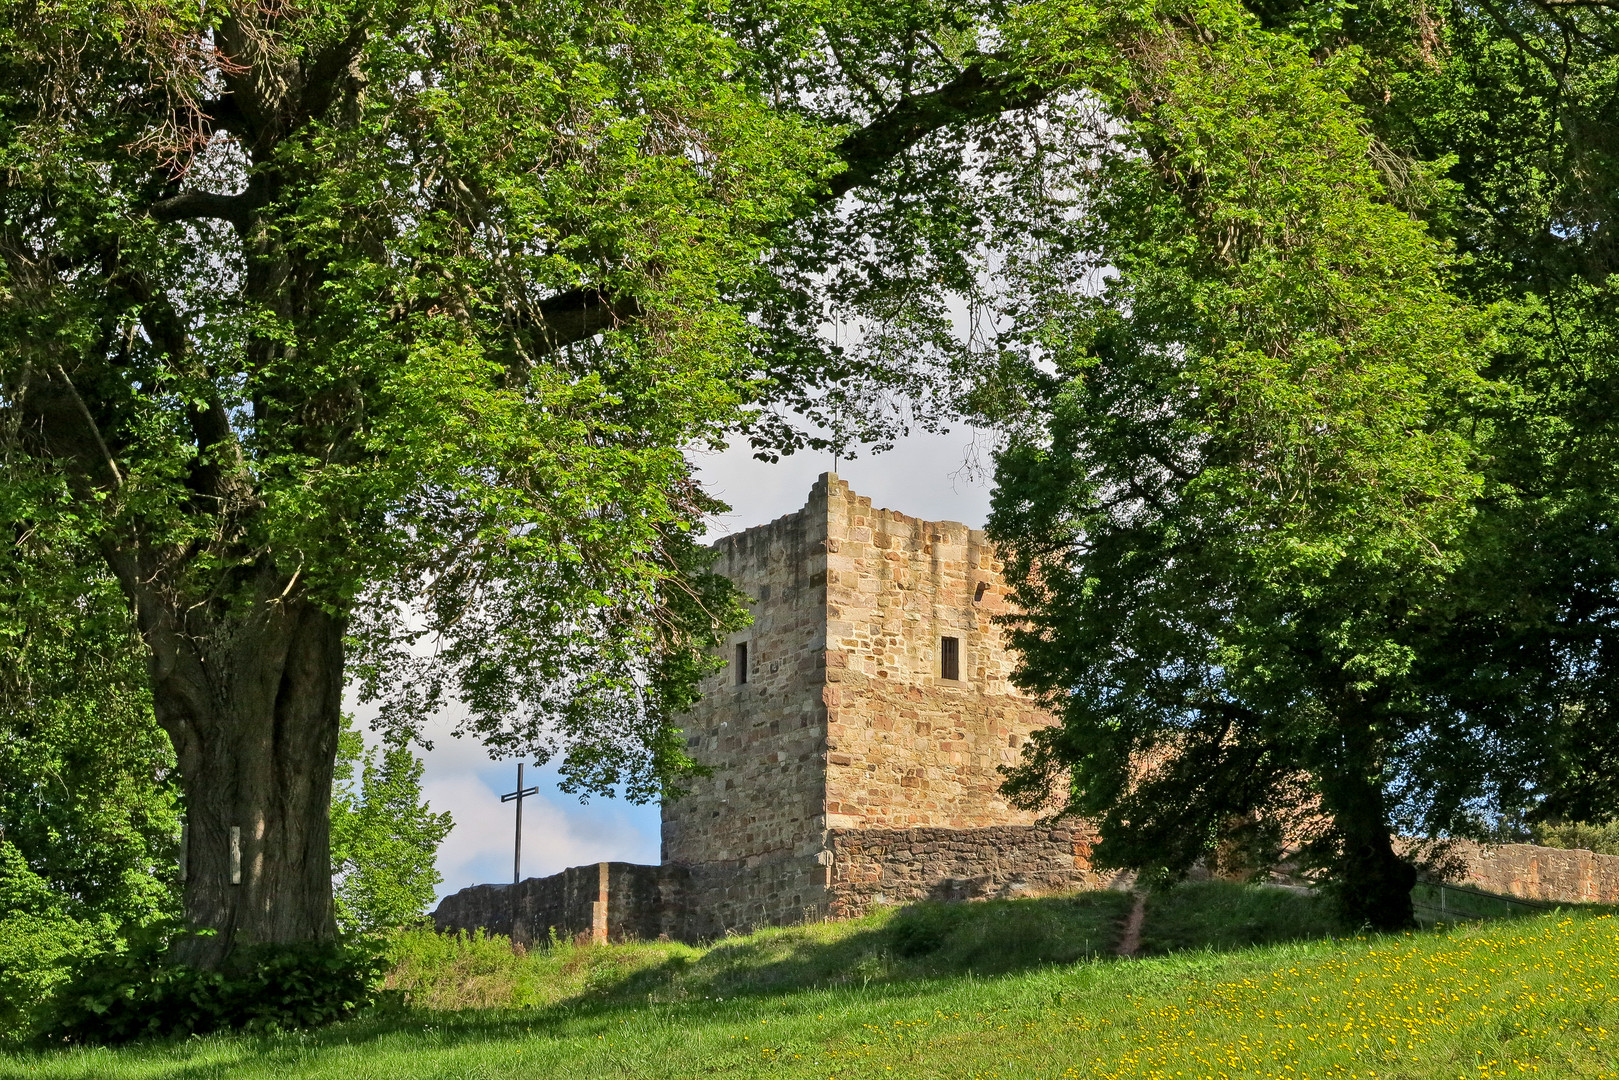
1320,765,1417,932
142,573,347,969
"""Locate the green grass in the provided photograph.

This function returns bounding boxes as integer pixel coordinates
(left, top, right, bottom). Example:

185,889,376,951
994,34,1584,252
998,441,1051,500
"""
384,890,1135,1010
1138,881,1337,955
5,885,1618,1080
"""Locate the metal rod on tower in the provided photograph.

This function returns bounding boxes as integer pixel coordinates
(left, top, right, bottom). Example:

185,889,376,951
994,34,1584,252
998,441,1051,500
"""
500,763,539,885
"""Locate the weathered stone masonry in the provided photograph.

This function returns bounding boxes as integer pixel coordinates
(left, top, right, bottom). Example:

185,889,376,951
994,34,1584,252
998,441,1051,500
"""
433,862,689,946
431,474,1619,943
437,475,1104,942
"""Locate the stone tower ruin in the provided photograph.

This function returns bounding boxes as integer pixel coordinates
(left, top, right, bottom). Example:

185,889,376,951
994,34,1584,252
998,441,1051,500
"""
433,475,1107,944
663,473,1104,936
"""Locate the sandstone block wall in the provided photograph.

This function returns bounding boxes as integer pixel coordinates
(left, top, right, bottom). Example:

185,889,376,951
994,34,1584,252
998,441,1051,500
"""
436,477,1098,945
820,480,1056,830
432,862,687,945
1444,840,1619,904
825,825,1118,919
680,856,831,939
660,477,835,930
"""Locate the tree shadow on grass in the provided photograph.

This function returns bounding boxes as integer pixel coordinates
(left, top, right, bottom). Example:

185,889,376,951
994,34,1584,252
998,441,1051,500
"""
1,883,1362,1076
608,889,1136,1005
1136,880,1340,956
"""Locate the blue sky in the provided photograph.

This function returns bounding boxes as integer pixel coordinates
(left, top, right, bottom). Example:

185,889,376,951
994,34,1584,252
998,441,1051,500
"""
375,428,998,902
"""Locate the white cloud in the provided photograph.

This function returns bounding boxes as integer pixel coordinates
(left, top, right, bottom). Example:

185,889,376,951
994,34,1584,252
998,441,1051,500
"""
691,428,995,539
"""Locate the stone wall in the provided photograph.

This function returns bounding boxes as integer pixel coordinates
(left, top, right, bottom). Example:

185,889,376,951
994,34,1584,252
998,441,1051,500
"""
820,479,1057,829
1444,840,1619,904
680,854,830,939
659,477,836,930
825,825,1122,919
432,862,687,945
654,474,1074,935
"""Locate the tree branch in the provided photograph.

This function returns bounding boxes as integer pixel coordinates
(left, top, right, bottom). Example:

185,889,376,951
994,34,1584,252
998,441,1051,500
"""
825,59,1047,202
50,363,123,489
196,95,250,136
148,191,256,229
531,289,646,352
296,19,373,129
527,62,1045,354
1473,0,1567,74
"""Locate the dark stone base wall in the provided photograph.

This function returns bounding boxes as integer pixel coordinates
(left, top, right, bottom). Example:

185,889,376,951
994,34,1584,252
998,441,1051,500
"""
432,825,1128,945
825,824,1124,919
679,853,829,939
432,862,690,946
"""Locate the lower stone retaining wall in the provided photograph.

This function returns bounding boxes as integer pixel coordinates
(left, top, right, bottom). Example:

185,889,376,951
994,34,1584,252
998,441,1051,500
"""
432,824,1124,944
1445,840,1619,904
433,836,1619,946
679,853,828,940
433,861,689,946
825,824,1125,919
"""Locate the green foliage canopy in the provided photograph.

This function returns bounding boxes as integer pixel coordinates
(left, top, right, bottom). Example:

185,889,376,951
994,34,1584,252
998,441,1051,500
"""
329,716,452,935
984,0,1619,928
986,2,1491,928
1365,0,1619,826
0,0,812,801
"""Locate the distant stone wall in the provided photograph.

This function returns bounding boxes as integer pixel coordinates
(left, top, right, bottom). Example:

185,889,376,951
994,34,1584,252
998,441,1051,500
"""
434,825,1125,945
825,824,1122,919
432,862,688,946
1444,840,1619,905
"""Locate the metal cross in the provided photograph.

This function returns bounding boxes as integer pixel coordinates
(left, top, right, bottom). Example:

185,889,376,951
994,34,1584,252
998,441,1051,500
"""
500,762,539,885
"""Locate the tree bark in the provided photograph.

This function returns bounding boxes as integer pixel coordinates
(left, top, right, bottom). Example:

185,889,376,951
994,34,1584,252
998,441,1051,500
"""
140,572,348,969
1320,764,1417,932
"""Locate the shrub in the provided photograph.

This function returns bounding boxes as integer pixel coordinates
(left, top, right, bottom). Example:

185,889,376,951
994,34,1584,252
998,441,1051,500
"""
1531,821,1619,857
0,913,110,1042
889,903,966,957
42,935,389,1045
0,842,120,1042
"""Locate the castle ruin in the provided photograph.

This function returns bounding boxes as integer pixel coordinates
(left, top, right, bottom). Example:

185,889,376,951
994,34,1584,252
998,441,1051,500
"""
431,473,1619,942
433,474,1111,943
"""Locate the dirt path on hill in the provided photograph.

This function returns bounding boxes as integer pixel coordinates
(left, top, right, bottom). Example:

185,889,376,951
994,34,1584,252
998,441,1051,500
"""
1116,890,1148,957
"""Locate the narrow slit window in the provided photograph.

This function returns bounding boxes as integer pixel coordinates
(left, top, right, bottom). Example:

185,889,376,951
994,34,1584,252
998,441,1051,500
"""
941,636,960,681
735,642,748,685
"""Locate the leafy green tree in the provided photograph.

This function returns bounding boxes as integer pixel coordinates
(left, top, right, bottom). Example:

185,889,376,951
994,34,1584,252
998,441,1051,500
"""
329,717,451,935
985,0,1619,929
986,10,1490,930
0,549,180,1030
0,0,1072,966
1362,0,1619,830
1228,0,1619,834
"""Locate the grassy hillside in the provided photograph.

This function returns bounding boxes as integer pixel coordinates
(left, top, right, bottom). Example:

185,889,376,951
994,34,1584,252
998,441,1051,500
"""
4,884,1617,1080
385,889,1140,1011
